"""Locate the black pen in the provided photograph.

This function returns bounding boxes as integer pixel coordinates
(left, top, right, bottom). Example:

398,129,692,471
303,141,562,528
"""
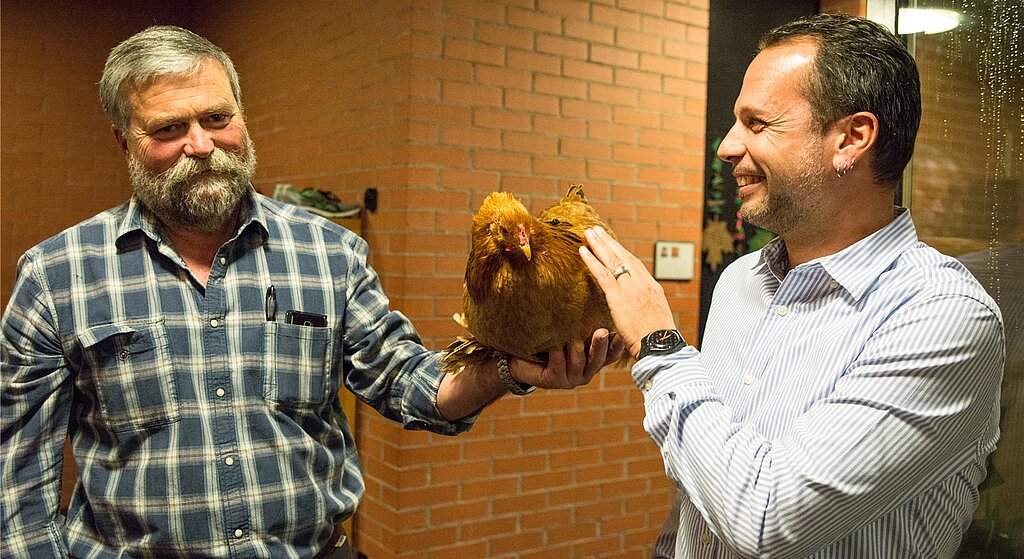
265,285,276,321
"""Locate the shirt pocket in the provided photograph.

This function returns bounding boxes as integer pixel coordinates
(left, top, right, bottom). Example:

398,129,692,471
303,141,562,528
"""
77,319,179,434
264,321,333,408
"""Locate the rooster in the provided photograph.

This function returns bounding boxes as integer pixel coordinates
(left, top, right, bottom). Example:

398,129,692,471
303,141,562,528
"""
441,184,616,374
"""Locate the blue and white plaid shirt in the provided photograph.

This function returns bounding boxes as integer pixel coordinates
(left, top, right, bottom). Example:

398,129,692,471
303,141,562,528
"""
642,209,1004,558
1,190,473,558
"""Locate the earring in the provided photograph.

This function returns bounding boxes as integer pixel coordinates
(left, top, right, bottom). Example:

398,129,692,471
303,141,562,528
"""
836,156,855,178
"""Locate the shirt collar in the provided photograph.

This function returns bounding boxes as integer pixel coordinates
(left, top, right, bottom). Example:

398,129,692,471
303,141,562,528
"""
115,186,269,248
755,207,918,301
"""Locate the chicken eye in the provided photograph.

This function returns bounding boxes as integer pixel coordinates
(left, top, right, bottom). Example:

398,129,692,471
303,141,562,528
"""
498,226,509,235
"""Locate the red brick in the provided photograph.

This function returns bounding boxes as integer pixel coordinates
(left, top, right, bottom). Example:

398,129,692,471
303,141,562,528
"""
446,0,506,23
505,89,561,115
445,37,505,65
508,6,563,34
564,19,616,44
504,131,559,155
535,74,588,99
534,114,587,138
534,156,587,178
561,138,612,160
440,125,502,149
411,11,474,38
537,0,592,19
475,64,533,89
443,81,503,107
537,34,588,59
591,44,640,68
616,68,662,91
592,4,642,30
474,151,532,172
508,49,562,75
473,108,533,132
563,59,614,84
477,22,534,50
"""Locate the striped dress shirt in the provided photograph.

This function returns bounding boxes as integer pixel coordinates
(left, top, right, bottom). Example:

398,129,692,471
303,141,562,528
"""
640,209,1004,558
1,190,473,558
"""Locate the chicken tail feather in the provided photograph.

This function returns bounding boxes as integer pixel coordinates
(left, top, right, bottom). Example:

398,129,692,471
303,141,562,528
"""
440,335,498,375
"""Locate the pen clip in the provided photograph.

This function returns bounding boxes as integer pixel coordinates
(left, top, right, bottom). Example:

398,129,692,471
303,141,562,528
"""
265,285,277,321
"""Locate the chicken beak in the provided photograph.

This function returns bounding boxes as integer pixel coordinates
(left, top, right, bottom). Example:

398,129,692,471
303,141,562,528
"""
516,223,531,261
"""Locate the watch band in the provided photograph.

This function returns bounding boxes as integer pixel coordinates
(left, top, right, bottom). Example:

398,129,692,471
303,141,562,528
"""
497,354,534,395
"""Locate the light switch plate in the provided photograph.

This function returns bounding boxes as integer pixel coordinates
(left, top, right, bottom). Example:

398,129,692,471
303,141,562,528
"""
654,241,695,281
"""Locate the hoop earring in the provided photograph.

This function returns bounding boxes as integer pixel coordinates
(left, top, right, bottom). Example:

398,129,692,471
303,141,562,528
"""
836,156,855,178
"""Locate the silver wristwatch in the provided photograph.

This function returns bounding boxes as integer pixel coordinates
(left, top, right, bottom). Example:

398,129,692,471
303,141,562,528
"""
497,354,534,395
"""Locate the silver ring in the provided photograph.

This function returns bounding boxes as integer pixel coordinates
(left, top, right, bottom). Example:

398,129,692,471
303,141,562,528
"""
612,264,631,280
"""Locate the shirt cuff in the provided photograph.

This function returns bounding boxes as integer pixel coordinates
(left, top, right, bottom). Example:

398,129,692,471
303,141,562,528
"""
632,346,716,401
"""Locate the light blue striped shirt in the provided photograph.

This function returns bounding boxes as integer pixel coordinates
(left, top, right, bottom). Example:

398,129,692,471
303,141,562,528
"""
639,209,1004,558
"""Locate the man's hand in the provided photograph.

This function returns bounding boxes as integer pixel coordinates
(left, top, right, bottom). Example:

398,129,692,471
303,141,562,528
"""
437,328,625,421
579,226,677,360
510,328,626,389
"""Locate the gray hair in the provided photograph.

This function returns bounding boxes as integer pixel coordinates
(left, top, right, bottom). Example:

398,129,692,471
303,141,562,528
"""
99,25,243,131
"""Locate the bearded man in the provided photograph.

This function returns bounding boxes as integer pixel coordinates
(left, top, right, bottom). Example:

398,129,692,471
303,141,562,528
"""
0,25,621,559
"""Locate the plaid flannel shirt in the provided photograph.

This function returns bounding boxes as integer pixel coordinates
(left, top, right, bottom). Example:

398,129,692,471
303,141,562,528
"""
1,190,473,558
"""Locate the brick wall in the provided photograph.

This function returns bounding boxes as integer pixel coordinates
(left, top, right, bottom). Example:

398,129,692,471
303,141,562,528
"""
1,2,194,304
206,2,709,557
1,1,708,557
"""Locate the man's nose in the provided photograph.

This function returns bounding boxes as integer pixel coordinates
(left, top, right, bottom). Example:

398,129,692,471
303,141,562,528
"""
716,122,744,164
181,123,214,158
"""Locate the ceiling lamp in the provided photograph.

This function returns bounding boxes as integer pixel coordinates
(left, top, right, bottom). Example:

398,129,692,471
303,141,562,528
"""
898,8,962,34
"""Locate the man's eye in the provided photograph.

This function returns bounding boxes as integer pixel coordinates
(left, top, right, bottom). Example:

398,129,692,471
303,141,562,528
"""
748,119,767,132
151,124,183,139
204,114,231,128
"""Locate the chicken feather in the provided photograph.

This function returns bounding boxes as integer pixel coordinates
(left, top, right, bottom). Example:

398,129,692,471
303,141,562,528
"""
441,184,616,374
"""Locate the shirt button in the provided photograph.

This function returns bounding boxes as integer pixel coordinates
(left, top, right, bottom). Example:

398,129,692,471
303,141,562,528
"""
234,528,243,539
700,532,712,544
215,388,226,398
225,457,235,466
210,318,220,328
119,349,129,360
776,305,789,316
220,257,227,265
643,379,654,392
829,279,839,289
742,374,754,385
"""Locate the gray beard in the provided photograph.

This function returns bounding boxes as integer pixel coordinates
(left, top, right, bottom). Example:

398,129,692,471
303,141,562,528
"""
129,137,257,232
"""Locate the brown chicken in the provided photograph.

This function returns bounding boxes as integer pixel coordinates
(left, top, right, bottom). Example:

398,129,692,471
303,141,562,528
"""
441,184,616,374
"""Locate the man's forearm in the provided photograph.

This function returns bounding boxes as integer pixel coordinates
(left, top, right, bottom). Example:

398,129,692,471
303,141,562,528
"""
435,359,506,422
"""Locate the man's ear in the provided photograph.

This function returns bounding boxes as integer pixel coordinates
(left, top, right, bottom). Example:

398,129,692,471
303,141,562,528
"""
832,111,878,170
112,126,130,158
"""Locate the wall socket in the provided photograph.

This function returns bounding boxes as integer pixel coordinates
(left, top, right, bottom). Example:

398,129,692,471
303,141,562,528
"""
653,241,695,281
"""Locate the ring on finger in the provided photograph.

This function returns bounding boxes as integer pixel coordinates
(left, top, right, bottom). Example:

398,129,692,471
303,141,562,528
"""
612,264,631,280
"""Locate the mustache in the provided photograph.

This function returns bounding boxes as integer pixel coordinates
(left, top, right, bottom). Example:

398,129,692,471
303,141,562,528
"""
158,148,250,186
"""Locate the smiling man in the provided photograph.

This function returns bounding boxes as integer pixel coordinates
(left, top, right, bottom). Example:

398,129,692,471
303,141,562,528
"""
580,13,1004,558
0,25,621,558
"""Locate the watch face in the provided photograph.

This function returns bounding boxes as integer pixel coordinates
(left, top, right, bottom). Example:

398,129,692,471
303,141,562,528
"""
651,327,684,346
648,329,683,350
639,329,685,360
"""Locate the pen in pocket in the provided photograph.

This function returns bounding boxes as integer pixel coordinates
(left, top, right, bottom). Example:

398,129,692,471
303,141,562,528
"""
265,285,276,321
